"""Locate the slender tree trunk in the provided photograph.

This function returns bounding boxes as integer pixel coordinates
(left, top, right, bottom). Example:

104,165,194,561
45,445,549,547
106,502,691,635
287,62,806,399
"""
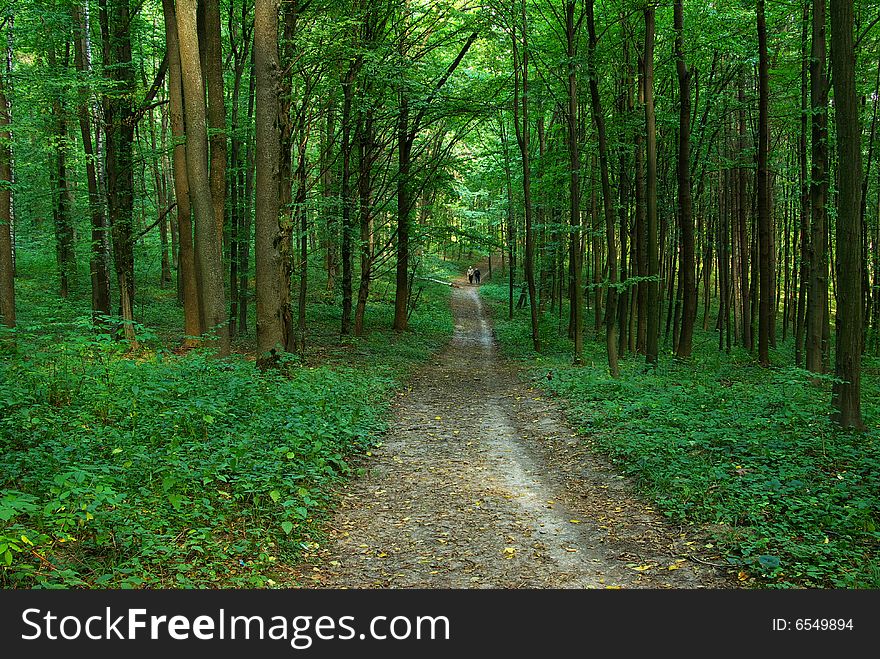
0,55,13,330
240,47,255,335
162,0,200,345
73,3,111,322
254,0,283,358
807,0,829,374
48,40,75,300
203,0,225,245
617,22,632,358
737,73,751,350
829,0,864,429
756,0,771,366
586,0,617,375
322,102,338,292
795,0,809,365
99,0,136,344
340,60,357,335
177,0,229,355
295,99,309,355
354,108,375,337
565,3,582,361
635,56,647,354
674,0,695,358
512,0,539,353
644,7,659,365
393,93,412,332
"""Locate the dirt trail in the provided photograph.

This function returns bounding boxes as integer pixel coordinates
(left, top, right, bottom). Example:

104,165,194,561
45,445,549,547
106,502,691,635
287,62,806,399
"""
291,280,734,588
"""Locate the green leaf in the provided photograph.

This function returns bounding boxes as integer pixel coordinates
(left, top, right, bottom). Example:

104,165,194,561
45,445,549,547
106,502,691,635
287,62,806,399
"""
269,490,281,503
281,521,294,535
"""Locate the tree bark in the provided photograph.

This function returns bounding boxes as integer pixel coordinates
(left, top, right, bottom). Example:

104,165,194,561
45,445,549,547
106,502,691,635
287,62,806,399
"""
674,0,695,358
567,0,582,363
512,0,540,353
99,0,136,344
807,0,829,374
644,6,659,366
177,0,229,355
586,0,617,374
0,52,13,329
756,0,771,366
48,40,76,301
829,0,864,429
162,0,201,345
203,0,226,245
254,0,284,358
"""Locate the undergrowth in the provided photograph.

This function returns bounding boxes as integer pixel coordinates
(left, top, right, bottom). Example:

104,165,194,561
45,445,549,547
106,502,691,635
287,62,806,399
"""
0,246,454,588
480,280,880,589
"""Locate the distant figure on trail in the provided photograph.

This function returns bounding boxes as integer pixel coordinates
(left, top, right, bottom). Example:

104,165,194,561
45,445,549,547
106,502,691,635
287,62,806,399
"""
473,268,481,284
467,266,474,284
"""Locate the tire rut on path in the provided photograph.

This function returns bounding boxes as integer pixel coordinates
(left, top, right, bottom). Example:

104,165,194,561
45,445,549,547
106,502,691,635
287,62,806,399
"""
290,282,733,588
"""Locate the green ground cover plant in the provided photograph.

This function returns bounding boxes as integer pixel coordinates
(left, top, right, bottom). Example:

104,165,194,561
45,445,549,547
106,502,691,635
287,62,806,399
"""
479,280,880,588
0,248,454,588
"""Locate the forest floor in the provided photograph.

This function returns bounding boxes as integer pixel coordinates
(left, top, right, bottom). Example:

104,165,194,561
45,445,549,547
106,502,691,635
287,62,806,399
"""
287,271,739,589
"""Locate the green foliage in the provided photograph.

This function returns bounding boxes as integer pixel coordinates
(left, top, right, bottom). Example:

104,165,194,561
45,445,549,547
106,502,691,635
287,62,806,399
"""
0,259,453,588
481,283,880,589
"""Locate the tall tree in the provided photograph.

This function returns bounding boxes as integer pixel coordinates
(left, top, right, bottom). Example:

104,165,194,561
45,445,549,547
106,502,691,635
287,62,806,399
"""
829,0,864,429
47,37,75,300
586,0,617,375
565,0,582,364
392,20,478,331
176,0,229,355
162,0,201,345
644,5,659,366
511,0,540,353
73,2,111,323
806,0,829,374
0,36,12,331
203,0,226,244
673,0,695,358
99,0,137,343
254,0,284,359
756,0,771,366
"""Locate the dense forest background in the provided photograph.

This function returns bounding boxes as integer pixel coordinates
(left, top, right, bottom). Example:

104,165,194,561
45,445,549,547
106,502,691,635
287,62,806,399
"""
0,0,878,589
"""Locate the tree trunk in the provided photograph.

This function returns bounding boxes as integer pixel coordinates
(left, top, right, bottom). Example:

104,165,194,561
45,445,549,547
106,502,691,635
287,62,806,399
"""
635,55,647,354
254,0,284,359
829,0,864,429
756,0,771,366
0,54,13,329
586,0,616,375
48,40,76,301
99,0,136,344
512,0,540,353
203,0,225,245
567,1,583,363
340,60,357,335
807,0,829,375
176,0,229,356
674,0,695,358
795,0,809,365
644,7,659,366
354,107,375,337
162,0,200,345
240,46,255,336
73,4,111,322
393,93,412,332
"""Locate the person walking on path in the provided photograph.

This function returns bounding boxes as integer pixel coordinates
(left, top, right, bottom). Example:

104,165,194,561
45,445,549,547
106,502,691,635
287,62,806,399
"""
473,268,481,284
467,266,474,284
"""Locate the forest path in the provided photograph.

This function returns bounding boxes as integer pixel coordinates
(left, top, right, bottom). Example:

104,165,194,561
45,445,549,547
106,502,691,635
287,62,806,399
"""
289,278,732,588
